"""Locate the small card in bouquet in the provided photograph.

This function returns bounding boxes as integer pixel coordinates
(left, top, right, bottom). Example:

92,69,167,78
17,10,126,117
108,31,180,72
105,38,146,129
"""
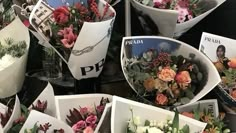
199,32,236,107
121,36,221,107
130,0,225,38
28,0,116,80
111,96,207,133
19,110,74,133
55,94,112,133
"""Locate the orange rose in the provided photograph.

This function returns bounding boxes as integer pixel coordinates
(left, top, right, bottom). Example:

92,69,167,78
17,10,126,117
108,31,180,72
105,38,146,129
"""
143,77,155,91
175,71,191,84
228,58,236,69
158,67,176,82
155,93,168,105
230,89,236,99
181,112,194,119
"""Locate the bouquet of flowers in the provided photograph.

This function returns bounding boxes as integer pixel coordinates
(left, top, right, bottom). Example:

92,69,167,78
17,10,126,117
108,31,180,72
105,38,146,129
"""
177,100,230,133
130,0,225,37
0,0,30,97
20,110,73,133
27,0,116,80
111,96,207,133
55,94,113,133
121,36,221,107
199,32,236,107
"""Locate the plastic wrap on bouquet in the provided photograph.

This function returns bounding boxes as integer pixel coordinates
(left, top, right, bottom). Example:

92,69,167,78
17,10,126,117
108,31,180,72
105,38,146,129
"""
199,32,236,107
29,0,116,80
19,110,74,133
130,0,225,38
28,82,56,117
177,99,219,118
121,36,221,107
0,17,30,98
55,94,112,133
0,95,21,132
111,96,207,133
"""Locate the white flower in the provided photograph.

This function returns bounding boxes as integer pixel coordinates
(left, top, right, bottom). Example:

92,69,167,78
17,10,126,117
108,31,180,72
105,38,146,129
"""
0,54,18,71
147,127,164,133
133,116,141,125
136,126,164,133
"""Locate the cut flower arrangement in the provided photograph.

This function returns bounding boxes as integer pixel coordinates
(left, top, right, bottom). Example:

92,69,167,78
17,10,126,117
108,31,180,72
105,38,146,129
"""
125,49,205,106
136,0,203,23
66,97,110,133
127,108,191,133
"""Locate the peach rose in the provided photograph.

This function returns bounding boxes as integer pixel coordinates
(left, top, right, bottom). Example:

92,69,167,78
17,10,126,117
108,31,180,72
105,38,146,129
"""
175,71,191,84
181,112,194,119
228,58,236,69
230,89,236,99
143,77,155,91
158,67,176,82
155,93,168,105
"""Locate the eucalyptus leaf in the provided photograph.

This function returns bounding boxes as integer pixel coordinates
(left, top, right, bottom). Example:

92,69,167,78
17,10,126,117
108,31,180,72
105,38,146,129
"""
181,124,190,133
197,72,203,81
185,89,195,99
180,97,190,105
172,110,179,132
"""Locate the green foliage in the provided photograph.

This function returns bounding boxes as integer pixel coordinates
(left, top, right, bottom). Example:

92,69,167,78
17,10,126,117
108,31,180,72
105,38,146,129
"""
24,123,38,133
172,110,179,132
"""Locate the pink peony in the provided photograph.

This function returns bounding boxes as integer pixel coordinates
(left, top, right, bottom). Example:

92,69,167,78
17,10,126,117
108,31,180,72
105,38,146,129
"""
175,71,191,84
85,115,97,124
83,126,94,133
158,67,176,82
57,25,77,48
155,93,168,105
72,120,86,131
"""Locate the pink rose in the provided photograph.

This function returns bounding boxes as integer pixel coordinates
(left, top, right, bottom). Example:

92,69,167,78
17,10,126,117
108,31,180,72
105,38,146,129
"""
158,67,176,82
228,58,236,69
181,112,194,119
96,105,105,113
72,120,86,131
53,6,70,24
175,71,191,84
230,89,236,99
86,115,97,124
80,107,88,115
83,126,94,133
155,93,168,105
58,25,77,48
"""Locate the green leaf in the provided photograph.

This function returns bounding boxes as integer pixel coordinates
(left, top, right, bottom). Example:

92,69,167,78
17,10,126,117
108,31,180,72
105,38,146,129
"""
180,97,190,105
193,103,200,120
185,89,195,99
181,124,190,133
144,120,150,126
21,104,30,118
172,110,179,133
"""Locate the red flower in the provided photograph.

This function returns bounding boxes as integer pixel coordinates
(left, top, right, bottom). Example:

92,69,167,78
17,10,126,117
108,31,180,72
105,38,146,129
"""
181,112,194,119
53,6,70,24
155,93,168,105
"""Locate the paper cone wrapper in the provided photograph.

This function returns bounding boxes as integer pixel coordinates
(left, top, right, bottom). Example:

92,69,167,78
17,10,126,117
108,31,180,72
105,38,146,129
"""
97,103,112,132
55,94,112,133
199,32,236,107
0,17,30,98
121,36,221,105
111,96,207,133
29,0,116,80
1,95,21,132
177,99,219,118
19,110,74,133
131,0,225,38
28,83,56,117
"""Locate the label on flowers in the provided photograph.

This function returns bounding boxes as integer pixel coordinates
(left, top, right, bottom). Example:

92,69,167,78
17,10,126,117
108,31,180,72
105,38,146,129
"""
29,0,116,79
199,32,236,104
121,36,221,106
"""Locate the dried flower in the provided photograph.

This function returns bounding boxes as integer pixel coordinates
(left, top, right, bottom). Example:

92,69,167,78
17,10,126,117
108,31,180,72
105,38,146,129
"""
0,107,12,127
155,93,168,105
31,100,47,113
143,77,155,91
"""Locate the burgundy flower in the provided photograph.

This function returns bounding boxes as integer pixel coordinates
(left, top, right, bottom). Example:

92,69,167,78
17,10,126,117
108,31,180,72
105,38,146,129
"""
0,108,12,127
85,115,97,124
96,105,105,113
53,6,70,24
72,120,86,131
80,107,89,115
32,100,47,113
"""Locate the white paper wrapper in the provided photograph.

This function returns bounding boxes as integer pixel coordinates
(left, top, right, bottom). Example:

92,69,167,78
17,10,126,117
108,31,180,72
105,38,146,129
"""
111,96,207,133
2,95,21,132
28,82,57,117
199,32,236,107
0,16,30,98
55,94,112,133
19,110,74,133
177,99,219,118
121,36,221,105
29,0,116,80
130,0,225,38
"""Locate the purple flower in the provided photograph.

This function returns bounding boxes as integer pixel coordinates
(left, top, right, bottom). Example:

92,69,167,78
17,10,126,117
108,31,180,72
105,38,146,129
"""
85,115,97,124
72,120,86,131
